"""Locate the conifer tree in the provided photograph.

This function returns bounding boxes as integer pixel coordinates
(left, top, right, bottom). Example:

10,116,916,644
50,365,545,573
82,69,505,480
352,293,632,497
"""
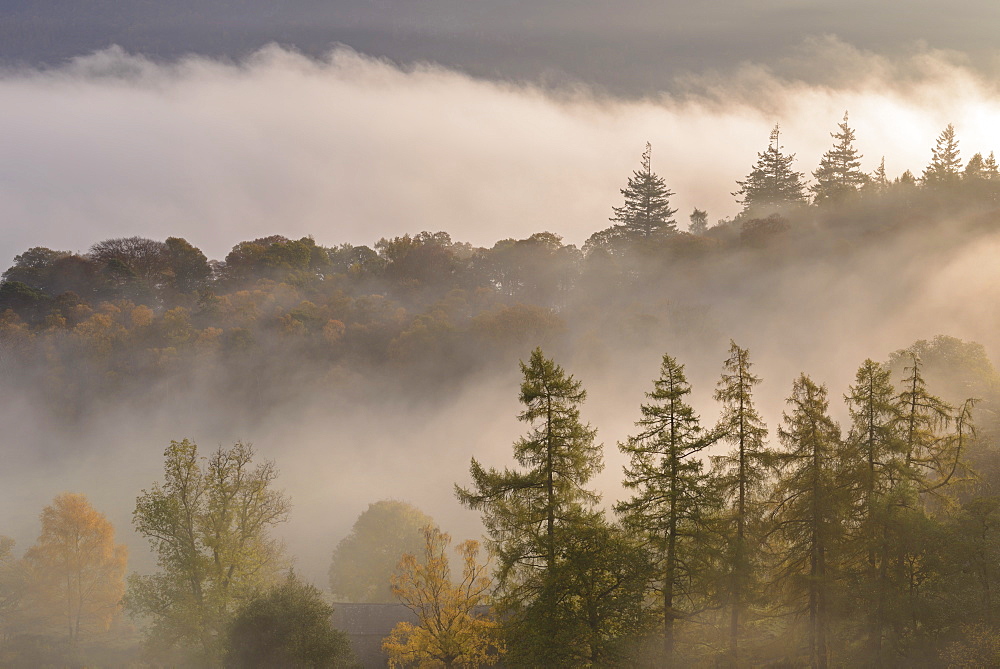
811,112,869,205
610,142,677,238
983,151,1000,179
734,124,806,214
771,375,845,669
711,341,769,664
866,157,890,196
455,348,603,663
842,360,904,663
922,124,962,187
616,354,716,665
965,153,986,180
689,209,709,235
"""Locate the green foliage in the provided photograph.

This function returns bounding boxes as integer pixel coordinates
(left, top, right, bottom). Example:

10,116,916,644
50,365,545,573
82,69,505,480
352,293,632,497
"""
610,142,677,238
328,500,435,603
734,124,806,214
616,353,717,663
457,348,616,662
923,123,962,187
811,112,869,204
710,341,770,662
456,348,602,582
127,439,291,666
771,374,845,669
225,574,353,669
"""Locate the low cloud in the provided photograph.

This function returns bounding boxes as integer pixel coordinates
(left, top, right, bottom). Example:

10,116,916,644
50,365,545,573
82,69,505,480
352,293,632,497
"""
1,39,1000,267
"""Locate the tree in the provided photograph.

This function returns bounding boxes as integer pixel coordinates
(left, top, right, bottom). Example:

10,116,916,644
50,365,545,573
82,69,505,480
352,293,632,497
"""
841,359,904,662
127,439,290,666
164,237,212,293
771,375,845,669
383,525,501,668
455,348,603,662
711,341,770,664
510,519,652,667
689,209,709,235
734,124,806,214
610,142,677,238
21,493,127,647
225,573,353,669
922,124,962,188
329,500,435,603
88,236,169,284
811,112,868,205
616,353,716,665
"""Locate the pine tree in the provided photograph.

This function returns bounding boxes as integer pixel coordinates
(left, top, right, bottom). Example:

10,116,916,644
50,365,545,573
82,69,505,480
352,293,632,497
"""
965,153,986,180
610,142,677,238
811,112,869,205
616,354,716,666
772,375,845,669
455,348,603,663
734,124,806,214
689,209,709,235
711,341,770,664
922,124,962,187
867,157,890,196
984,152,1000,179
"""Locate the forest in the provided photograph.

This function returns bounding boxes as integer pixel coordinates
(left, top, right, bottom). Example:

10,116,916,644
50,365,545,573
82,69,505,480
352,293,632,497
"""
2,118,1000,666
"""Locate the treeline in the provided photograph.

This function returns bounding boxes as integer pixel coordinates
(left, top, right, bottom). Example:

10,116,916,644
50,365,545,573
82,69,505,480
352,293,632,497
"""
2,336,999,667
455,341,1000,667
2,117,999,424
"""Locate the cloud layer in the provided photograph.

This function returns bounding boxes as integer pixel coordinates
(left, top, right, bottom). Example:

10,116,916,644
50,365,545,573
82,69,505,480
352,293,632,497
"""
2,39,1000,268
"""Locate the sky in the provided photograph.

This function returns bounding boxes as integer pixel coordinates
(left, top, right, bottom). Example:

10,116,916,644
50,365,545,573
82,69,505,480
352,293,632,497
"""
4,1,1000,586
2,38,1000,268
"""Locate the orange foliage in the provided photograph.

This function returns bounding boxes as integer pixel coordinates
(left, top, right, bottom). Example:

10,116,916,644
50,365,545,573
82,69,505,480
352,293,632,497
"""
23,493,127,644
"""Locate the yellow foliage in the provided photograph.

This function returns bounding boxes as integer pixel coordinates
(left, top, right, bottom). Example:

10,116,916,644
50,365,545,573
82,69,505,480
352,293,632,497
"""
23,493,127,644
130,304,155,328
383,526,502,668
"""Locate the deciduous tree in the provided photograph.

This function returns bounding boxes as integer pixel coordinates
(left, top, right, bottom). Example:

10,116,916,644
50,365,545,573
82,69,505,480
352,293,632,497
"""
329,500,435,603
127,439,290,666
225,573,353,668
383,525,501,668
22,493,127,646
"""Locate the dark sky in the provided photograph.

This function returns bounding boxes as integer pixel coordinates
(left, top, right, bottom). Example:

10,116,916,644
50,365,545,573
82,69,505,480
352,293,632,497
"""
3,0,998,95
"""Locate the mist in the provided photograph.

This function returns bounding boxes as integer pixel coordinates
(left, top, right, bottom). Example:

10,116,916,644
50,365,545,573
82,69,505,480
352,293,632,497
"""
2,39,1000,266
3,35,1000,666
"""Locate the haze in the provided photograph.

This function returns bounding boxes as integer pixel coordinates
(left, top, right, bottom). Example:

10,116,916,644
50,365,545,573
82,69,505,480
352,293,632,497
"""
3,7,1000,665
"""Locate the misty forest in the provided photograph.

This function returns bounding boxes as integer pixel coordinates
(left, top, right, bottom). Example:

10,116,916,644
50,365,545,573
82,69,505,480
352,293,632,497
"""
3,109,1000,669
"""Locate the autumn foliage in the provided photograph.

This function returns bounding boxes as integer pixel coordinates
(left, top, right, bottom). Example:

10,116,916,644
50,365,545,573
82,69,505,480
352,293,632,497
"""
383,526,502,668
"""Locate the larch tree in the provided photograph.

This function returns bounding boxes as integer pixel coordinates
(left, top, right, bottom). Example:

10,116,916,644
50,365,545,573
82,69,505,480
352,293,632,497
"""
922,124,962,188
842,359,904,663
711,341,769,664
455,347,603,664
127,439,290,666
616,353,716,666
383,525,501,668
811,112,869,205
771,375,845,669
734,124,807,214
22,493,127,647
